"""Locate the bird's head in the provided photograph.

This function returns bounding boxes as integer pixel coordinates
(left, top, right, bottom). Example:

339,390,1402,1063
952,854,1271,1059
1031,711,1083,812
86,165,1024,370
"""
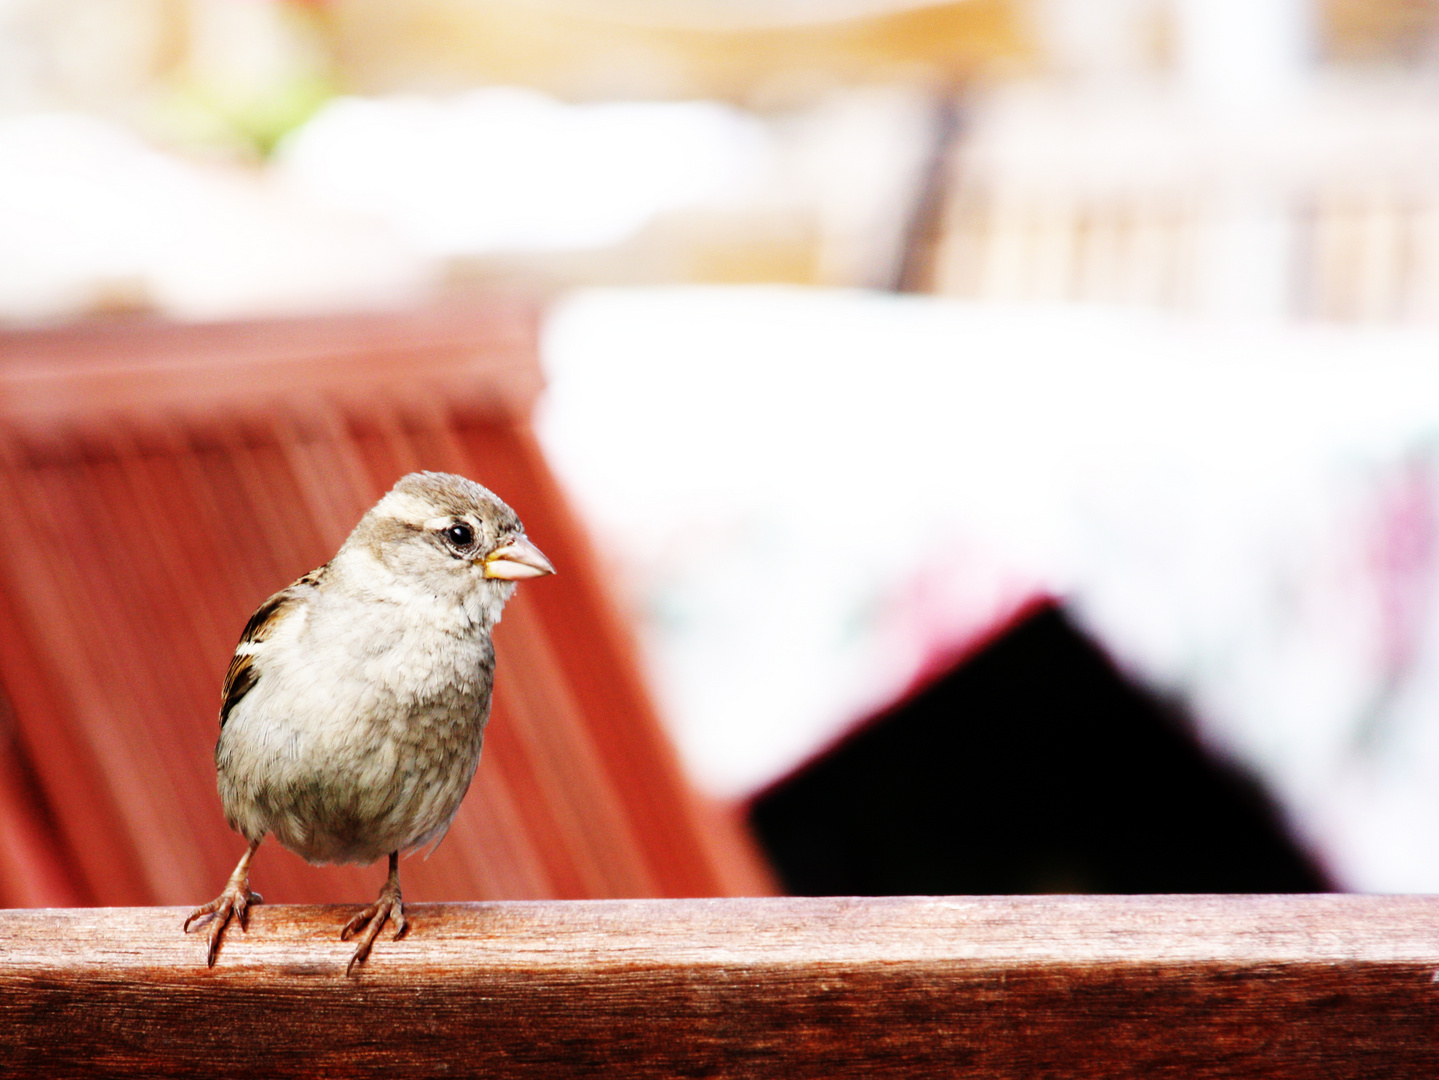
342,471,554,624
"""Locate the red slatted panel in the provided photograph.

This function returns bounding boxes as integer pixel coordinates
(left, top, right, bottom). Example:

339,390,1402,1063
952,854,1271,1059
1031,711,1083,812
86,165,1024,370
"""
0,691,87,907
0,300,776,908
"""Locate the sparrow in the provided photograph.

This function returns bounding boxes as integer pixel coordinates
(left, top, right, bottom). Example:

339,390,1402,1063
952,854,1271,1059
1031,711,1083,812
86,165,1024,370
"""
183,471,554,972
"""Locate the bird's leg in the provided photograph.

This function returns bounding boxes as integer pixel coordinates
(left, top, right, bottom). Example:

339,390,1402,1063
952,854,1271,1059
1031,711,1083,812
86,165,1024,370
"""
342,850,409,975
183,837,264,967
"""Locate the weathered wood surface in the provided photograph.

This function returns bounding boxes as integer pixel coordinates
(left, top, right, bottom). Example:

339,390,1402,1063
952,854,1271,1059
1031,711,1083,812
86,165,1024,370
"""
2,895,1438,1077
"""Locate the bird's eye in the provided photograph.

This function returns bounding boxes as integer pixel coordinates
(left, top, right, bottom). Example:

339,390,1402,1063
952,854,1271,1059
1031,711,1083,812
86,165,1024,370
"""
443,523,474,548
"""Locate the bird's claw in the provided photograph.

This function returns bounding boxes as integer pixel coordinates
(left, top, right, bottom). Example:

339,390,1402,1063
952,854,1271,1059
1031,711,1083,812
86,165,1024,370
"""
183,886,262,967
342,892,407,975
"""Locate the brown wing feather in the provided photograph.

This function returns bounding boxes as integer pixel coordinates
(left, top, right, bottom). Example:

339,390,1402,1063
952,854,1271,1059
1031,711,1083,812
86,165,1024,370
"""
219,564,328,728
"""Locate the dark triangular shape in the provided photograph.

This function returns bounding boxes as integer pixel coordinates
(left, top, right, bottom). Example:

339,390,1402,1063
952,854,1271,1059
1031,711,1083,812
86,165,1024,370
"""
750,602,1330,895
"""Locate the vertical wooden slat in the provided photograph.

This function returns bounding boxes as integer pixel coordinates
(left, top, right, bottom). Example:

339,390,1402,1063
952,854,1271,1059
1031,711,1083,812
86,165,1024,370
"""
421,715,561,900
492,597,662,898
0,691,87,907
0,442,152,904
49,442,217,900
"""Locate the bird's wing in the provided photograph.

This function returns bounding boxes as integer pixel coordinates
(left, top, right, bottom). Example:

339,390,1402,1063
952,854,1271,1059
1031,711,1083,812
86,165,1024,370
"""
219,564,328,728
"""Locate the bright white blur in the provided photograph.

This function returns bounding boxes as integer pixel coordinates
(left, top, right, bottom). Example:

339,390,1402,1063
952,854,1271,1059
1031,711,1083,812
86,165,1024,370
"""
274,90,770,256
540,286,1439,891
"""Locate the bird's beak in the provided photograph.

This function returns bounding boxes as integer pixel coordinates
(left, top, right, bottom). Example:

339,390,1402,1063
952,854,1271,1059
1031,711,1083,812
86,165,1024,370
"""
483,536,555,580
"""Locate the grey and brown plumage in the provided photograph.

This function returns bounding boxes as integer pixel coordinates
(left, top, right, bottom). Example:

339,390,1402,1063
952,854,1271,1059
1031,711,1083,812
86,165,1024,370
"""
184,471,554,972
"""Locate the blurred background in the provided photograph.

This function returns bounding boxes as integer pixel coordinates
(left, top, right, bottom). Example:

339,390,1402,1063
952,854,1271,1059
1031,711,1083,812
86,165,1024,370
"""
4,0,1439,906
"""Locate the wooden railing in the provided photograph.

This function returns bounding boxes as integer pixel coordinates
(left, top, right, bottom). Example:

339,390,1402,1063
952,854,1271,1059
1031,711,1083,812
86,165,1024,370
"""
3,895,1437,1077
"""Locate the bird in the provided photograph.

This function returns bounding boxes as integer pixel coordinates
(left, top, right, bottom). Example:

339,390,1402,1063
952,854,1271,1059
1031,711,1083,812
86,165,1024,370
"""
183,471,554,973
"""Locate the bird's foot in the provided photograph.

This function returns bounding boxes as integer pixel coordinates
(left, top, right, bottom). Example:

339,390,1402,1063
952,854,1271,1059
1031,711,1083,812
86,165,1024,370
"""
341,880,408,975
183,881,263,967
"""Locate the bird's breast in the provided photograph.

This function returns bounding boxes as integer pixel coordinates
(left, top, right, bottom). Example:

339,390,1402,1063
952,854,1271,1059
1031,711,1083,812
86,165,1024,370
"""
215,604,496,863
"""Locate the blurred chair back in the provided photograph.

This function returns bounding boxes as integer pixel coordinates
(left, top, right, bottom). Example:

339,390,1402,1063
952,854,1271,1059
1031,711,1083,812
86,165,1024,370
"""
0,298,772,907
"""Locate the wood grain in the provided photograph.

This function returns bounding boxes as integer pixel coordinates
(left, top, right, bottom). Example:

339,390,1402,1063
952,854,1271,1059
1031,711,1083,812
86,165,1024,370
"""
3,896,1438,1078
